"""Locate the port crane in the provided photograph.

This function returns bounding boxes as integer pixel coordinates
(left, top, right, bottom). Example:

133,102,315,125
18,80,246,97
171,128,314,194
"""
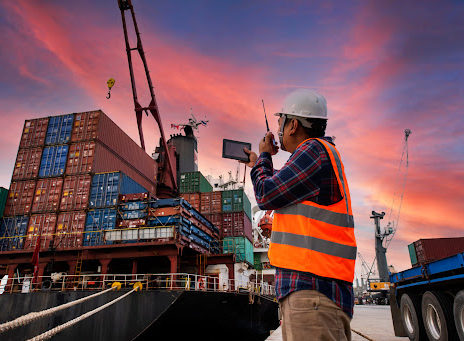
368,129,411,298
117,0,177,195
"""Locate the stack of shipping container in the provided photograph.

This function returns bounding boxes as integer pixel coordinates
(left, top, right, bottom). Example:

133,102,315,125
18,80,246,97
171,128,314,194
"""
180,171,254,265
0,111,158,252
0,110,223,256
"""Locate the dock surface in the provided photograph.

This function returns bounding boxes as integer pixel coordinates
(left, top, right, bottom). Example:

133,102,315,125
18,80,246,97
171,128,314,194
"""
267,305,408,340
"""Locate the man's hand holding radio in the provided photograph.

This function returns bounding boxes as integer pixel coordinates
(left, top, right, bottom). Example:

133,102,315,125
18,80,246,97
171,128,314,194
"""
260,132,279,155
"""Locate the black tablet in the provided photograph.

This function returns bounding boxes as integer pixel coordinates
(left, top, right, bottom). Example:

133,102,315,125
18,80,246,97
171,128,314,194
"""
222,139,252,162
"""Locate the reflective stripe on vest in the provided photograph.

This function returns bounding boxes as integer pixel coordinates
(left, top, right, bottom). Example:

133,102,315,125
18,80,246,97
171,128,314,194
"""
269,138,357,283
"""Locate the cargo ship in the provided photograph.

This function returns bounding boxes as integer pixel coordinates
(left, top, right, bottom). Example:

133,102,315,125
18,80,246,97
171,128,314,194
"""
0,1,278,339
0,109,278,340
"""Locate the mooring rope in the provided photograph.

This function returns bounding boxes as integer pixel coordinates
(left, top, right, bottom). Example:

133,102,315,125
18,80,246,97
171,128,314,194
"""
351,328,376,341
27,289,136,341
0,287,115,333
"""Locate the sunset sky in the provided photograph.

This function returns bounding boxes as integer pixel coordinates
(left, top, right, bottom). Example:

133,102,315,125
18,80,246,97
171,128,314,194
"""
0,0,463,277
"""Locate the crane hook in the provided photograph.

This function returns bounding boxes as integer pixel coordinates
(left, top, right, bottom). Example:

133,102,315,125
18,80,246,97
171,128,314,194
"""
106,78,115,100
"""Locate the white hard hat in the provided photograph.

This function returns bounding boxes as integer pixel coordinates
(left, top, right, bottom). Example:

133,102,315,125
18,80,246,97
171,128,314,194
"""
275,89,328,120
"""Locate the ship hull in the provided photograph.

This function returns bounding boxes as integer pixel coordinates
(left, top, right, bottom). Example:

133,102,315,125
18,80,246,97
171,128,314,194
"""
0,290,279,340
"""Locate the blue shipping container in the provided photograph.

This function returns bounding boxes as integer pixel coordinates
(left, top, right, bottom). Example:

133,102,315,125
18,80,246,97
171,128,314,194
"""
89,172,147,208
0,216,29,251
39,145,69,177
150,198,192,210
45,114,74,145
83,208,117,246
85,208,117,231
122,210,147,220
121,201,148,211
147,215,190,228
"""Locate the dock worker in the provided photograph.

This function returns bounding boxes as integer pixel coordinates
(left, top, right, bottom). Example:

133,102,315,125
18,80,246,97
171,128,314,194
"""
242,89,357,341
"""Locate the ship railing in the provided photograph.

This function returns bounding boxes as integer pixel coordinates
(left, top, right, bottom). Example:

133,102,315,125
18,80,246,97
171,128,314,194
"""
0,272,276,297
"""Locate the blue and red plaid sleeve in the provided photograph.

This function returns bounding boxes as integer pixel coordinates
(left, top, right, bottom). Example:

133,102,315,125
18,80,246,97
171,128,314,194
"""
250,139,332,210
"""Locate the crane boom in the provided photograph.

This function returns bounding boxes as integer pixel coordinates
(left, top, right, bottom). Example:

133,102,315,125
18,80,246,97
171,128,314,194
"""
117,0,177,193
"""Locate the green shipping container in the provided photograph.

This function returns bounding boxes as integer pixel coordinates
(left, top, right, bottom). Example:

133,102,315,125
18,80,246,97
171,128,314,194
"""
0,187,7,218
221,189,252,220
223,236,254,265
179,172,212,193
408,243,418,267
254,253,263,270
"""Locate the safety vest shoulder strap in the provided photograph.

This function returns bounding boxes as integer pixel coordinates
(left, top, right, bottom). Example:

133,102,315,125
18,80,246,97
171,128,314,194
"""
312,138,352,214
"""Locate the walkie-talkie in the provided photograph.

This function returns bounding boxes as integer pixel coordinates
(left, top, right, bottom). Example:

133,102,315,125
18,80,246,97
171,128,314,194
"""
262,99,279,153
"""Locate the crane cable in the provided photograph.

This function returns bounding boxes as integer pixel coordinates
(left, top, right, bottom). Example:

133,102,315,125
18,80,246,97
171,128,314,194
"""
385,129,411,249
0,287,115,333
364,129,411,279
27,288,137,341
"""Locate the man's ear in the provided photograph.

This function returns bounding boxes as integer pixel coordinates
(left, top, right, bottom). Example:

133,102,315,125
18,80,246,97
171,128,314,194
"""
290,119,298,135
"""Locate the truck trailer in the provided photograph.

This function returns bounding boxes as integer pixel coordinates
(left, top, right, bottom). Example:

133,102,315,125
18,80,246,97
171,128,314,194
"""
389,252,464,340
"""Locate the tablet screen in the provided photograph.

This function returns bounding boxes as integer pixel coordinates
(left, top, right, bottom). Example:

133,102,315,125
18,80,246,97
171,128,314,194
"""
222,139,251,162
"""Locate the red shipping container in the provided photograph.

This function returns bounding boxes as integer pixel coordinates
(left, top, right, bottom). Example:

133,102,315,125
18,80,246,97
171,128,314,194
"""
4,180,36,216
24,214,56,250
32,178,63,213
414,237,464,264
66,141,95,174
149,206,188,217
54,211,86,249
222,212,252,242
65,139,155,194
205,213,223,233
118,219,146,228
200,192,212,214
20,118,49,148
200,192,222,214
120,192,149,202
180,193,200,211
71,110,157,192
60,175,91,211
211,192,222,213
12,148,43,180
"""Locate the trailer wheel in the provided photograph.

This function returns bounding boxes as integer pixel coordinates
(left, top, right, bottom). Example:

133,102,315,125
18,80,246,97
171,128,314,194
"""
400,293,424,340
422,291,457,341
454,290,464,340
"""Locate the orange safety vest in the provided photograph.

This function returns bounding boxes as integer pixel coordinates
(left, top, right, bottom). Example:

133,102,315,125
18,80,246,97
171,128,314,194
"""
268,138,357,283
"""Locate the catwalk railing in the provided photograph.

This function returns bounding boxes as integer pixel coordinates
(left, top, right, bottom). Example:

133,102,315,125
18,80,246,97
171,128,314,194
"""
0,272,276,297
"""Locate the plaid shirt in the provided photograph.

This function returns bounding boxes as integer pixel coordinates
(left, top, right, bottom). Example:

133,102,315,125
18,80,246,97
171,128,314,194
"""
250,137,354,318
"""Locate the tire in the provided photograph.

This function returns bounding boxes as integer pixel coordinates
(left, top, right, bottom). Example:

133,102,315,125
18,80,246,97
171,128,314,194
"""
454,290,464,340
422,291,458,341
400,293,425,340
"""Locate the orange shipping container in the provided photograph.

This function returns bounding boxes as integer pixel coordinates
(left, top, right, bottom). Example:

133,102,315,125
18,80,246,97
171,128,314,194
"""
32,178,63,213
20,118,49,149
54,211,86,249
60,175,91,211
12,148,43,180
4,180,36,216
24,213,56,250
